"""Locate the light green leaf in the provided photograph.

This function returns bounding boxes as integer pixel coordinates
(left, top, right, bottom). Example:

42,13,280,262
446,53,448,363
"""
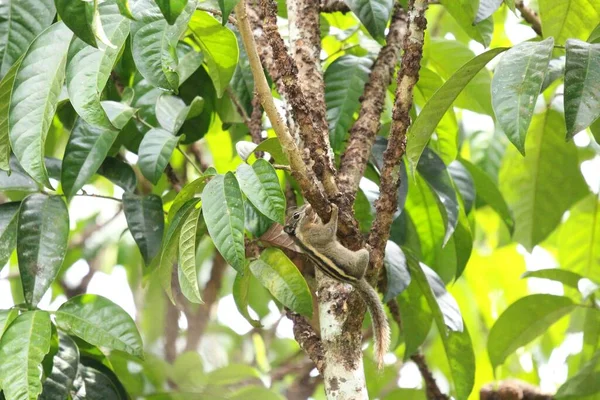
491,38,554,154
233,266,263,328
56,294,143,358
0,0,56,78
66,1,130,129
250,248,313,317
156,94,204,134
201,173,246,272
0,309,18,338
168,176,210,222
155,0,188,24
0,202,19,272
522,269,598,294
439,0,493,46
131,0,196,91
0,55,23,171
255,138,289,165
116,0,135,19
206,364,260,386
236,160,286,224
123,193,165,265
40,334,79,400
559,194,600,283
397,278,433,358
8,22,72,188
407,47,507,169
218,0,239,25
556,351,600,399
138,128,180,184
499,110,588,251
17,194,69,307
344,0,393,40
61,118,121,199
178,206,203,304
564,39,600,136
487,294,577,369
324,55,372,152
100,101,136,130
189,11,239,97
97,157,137,193
539,0,600,44
0,311,52,400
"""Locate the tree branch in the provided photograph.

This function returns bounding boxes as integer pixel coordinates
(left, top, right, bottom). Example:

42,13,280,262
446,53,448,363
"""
515,1,542,37
286,310,326,375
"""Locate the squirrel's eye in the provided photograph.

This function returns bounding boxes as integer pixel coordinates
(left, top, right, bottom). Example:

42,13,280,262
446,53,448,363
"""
293,213,300,220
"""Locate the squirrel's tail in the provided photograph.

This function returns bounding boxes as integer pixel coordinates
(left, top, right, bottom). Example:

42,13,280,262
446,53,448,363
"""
355,279,390,369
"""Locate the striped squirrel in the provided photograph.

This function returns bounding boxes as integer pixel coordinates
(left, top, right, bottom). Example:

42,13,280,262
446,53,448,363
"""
284,203,390,369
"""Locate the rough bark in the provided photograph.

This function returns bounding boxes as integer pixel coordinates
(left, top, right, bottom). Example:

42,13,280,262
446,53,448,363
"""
515,1,542,36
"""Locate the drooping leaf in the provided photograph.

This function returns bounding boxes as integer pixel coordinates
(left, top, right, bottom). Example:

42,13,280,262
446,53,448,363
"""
439,0,493,46
116,0,135,19
188,11,239,97
324,55,372,152
218,0,239,25
201,173,246,272
130,0,196,91
61,118,121,199
155,0,188,25
178,206,203,304
236,160,286,224
0,55,23,171
71,365,124,400
244,200,274,238
56,295,143,358
40,334,79,400
397,278,433,357
233,265,263,328
0,309,18,338
255,138,289,165
55,0,107,48
407,47,507,170
522,269,599,297
474,0,503,23
559,194,600,283
97,157,137,193
168,175,210,222
499,110,588,251
17,194,69,307
123,193,165,265
447,161,475,214
564,40,600,136
491,38,554,154
0,202,19,271
100,101,136,130
8,22,73,188
250,248,313,317
0,162,39,192
0,311,52,400
383,241,411,302
538,0,600,44
555,350,600,399
0,0,56,78
138,128,180,184
66,1,130,129
344,0,394,40
156,94,204,134
487,294,577,369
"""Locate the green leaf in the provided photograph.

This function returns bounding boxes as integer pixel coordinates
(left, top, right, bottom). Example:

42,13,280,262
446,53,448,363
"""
383,241,411,302
167,175,209,222
61,118,121,199
8,22,73,188
0,56,23,171
0,311,52,400
522,269,594,291
156,94,204,134
218,0,239,25
344,0,393,40
71,365,123,400
488,294,577,369
460,159,514,233
448,161,475,214
417,148,459,245
250,248,313,317
556,351,600,399
491,38,554,154
56,294,144,358
236,160,286,224
324,55,371,152
100,101,136,130
138,128,180,184
116,0,135,19
474,0,503,23
178,205,203,304
397,278,433,357
233,265,262,328
206,364,260,386
0,164,39,192
439,0,493,46
0,0,56,78
130,0,196,91
0,202,19,271
97,157,137,193
123,193,165,265
539,0,600,44
40,334,79,400
499,110,588,251
56,0,103,48
188,11,239,97
66,1,130,129
255,138,289,165
0,309,18,338
17,194,69,307
564,40,600,136
155,0,188,25
201,173,246,272
559,194,600,283
407,47,507,170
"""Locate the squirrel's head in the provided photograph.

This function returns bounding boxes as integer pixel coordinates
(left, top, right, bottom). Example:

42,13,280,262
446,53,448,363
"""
283,204,316,235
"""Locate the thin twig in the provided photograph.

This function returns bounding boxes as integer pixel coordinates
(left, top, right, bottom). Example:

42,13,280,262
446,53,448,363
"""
74,192,122,203
515,1,542,36
177,146,203,176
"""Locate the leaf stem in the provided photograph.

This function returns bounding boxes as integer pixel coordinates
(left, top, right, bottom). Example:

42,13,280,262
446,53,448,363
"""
177,145,203,175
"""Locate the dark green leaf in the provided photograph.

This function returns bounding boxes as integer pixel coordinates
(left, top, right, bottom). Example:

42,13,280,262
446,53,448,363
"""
155,0,188,25
487,294,577,369
56,295,143,358
397,279,433,357
492,38,554,154
383,241,411,302
17,194,69,307
100,101,137,130
439,0,493,46
344,0,393,40
201,173,246,272
9,22,73,188
0,202,19,272
178,205,203,304
236,160,286,224
244,200,273,238
233,265,262,328
541,57,566,92
156,94,204,134
138,128,180,184
448,161,475,214
564,40,600,136
71,365,123,400
55,0,101,48
324,55,371,152
123,193,165,265
40,334,79,400
250,248,313,317
0,311,52,400
218,0,239,25
97,157,138,193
